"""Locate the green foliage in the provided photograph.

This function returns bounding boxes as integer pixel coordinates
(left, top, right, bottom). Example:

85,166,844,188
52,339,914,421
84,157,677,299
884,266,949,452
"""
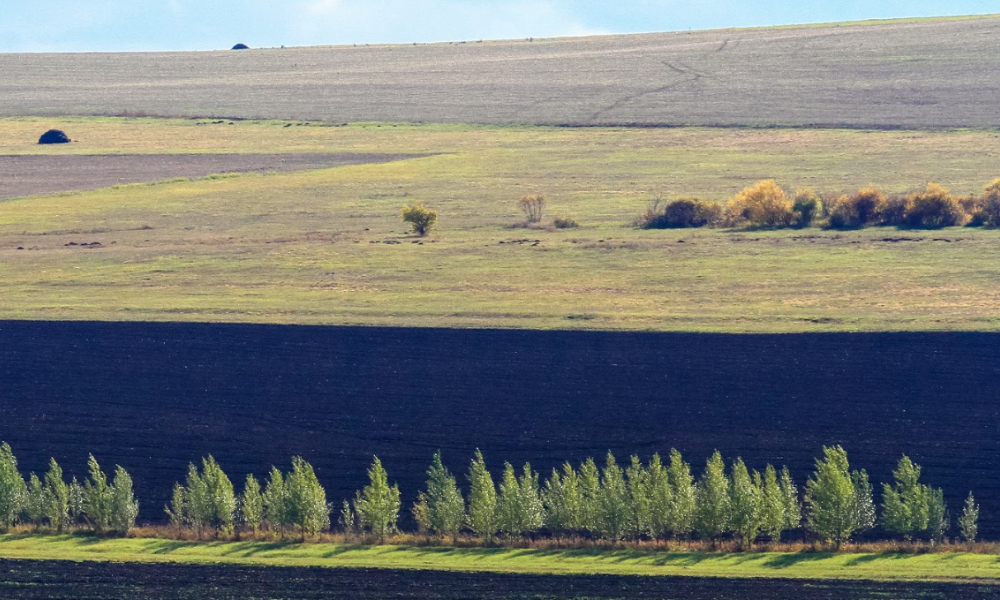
109,466,139,535
804,446,873,548
262,467,288,532
881,456,947,541
695,451,731,544
0,443,27,531
958,492,979,542
466,449,498,539
903,183,965,228
401,203,438,236
792,189,823,227
597,453,629,540
43,459,70,533
624,455,651,540
666,449,697,539
542,462,583,532
83,455,113,534
780,466,802,532
24,474,47,528
421,451,465,538
578,458,602,534
170,456,236,535
338,499,356,536
552,216,579,229
646,454,672,539
759,465,786,542
497,462,544,537
354,456,400,542
729,458,763,549
240,474,264,533
285,457,330,538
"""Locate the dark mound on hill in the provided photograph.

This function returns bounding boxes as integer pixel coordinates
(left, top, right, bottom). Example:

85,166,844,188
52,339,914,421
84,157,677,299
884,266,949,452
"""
231,43,250,50
37,130,70,144
0,322,999,535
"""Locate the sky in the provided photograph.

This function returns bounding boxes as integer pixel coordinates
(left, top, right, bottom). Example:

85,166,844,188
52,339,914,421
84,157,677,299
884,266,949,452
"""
0,0,997,52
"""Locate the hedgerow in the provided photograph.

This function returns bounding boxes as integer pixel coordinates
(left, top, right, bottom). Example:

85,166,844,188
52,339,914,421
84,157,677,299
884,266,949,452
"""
0,442,983,550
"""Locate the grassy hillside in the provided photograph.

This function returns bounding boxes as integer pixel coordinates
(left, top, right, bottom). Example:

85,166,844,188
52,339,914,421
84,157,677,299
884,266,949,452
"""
0,536,998,583
2,117,1000,331
1,15,1000,128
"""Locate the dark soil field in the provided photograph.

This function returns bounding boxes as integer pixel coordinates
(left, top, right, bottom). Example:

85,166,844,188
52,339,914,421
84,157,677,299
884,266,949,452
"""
0,559,993,600
1,16,998,128
0,322,998,536
0,153,422,200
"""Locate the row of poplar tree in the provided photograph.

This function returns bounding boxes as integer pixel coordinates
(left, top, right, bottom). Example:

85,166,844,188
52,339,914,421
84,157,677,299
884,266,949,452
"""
0,442,983,548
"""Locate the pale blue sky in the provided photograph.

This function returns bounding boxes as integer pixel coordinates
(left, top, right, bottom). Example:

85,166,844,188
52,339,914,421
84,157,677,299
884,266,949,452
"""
1,1,996,52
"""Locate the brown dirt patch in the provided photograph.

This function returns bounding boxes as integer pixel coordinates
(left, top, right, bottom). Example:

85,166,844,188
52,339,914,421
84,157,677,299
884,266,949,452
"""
0,153,423,200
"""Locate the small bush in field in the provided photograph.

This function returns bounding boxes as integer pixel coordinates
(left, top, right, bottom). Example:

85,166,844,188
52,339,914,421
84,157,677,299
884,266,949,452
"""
828,186,887,228
518,194,546,224
792,189,823,227
661,198,723,228
881,194,909,226
960,195,985,226
553,216,579,229
981,179,1000,227
401,203,438,236
726,180,793,227
903,183,964,228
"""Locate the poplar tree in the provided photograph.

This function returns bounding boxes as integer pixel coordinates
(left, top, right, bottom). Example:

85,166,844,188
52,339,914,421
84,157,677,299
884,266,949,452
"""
646,453,672,539
25,474,47,529
354,456,400,543
497,463,524,538
338,500,356,537
109,465,139,535
466,449,498,540
83,455,113,534
173,456,236,535
804,445,873,549
729,458,762,550
165,483,186,530
0,443,27,531
667,449,696,539
958,493,979,543
625,455,651,540
422,451,465,539
240,474,264,533
759,465,787,542
517,463,545,535
43,459,70,533
412,492,431,535
881,455,946,541
578,458,602,534
598,452,629,541
695,451,730,546
285,456,330,539
542,463,585,533
263,467,288,533
779,466,801,532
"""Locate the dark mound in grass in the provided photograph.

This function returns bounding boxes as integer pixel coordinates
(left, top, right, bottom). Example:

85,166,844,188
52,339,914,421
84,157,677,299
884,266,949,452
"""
1,322,999,535
37,130,69,145
231,43,250,50
0,560,994,600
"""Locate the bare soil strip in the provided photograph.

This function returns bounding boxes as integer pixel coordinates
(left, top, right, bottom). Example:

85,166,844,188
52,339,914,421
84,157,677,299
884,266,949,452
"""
0,559,993,600
0,153,422,200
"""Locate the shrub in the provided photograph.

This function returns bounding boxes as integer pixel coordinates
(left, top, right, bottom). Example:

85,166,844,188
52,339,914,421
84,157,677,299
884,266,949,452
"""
518,194,546,223
553,216,579,229
401,203,438,237
792,189,823,227
726,180,793,228
881,194,909,227
827,187,887,228
903,183,964,228
662,198,723,228
981,179,1000,227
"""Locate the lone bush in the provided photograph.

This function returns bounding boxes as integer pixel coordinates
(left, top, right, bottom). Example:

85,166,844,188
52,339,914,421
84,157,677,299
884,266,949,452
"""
904,183,964,228
401,203,438,237
981,179,1000,227
661,198,723,228
553,216,579,229
518,194,546,224
726,180,793,228
792,189,823,227
828,186,886,228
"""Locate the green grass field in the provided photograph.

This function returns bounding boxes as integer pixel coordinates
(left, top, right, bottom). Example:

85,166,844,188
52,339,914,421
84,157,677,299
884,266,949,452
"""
3,117,1000,331
0,536,998,583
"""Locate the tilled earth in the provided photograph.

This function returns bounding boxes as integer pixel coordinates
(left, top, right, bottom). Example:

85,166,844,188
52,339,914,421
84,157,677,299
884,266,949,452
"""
0,153,422,200
1,322,999,536
0,559,994,600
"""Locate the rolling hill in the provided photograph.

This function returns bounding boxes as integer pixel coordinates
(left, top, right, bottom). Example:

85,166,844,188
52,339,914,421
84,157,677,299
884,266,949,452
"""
1,15,999,128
